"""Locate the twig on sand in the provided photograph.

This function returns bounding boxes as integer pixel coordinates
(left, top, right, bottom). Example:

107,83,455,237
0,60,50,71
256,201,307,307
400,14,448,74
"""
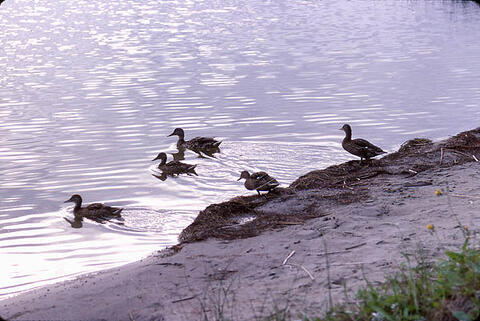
324,240,333,308
328,262,369,266
345,242,367,250
317,250,351,256
277,221,304,225
299,265,315,280
129,312,136,321
172,295,197,303
442,148,479,162
285,263,315,280
450,193,480,200
282,250,296,265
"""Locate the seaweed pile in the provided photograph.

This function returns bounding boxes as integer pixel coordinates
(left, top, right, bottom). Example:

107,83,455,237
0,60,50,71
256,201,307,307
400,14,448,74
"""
180,128,480,243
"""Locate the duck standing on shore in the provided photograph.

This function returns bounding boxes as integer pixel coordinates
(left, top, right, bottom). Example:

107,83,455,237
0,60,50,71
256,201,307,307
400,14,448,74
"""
152,152,198,176
64,194,123,221
238,170,279,195
167,128,221,154
340,124,386,163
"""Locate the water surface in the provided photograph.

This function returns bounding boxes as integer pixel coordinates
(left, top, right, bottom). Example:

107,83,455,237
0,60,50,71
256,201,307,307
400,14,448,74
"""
1,0,480,297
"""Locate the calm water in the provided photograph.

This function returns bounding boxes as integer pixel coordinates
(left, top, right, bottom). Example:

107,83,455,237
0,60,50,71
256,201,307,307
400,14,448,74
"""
1,0,480,298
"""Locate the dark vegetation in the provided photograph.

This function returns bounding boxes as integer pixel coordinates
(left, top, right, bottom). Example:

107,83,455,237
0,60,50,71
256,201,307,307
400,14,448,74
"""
180,128,480,244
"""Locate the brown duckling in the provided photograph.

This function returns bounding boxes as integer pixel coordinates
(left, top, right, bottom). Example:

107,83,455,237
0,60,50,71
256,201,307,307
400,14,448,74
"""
167,128,221,152
340,124,386,163
238,170,279,195
152,152,198,176
64,194,123,219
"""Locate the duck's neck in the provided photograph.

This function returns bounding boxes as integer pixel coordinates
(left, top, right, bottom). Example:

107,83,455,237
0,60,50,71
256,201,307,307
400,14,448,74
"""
343,128,352,142
177,136,186,146
159,157,167,166
73,200,82,213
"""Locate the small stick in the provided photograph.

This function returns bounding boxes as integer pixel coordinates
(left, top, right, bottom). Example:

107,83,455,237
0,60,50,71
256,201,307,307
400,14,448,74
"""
443,148,476,159
129,312,136,321
326,262,369,266
473,155,479,162
408,169,418,174
285,263,315,280
172,295,197,303
345,242,367,250
299,265,315,280
440,147,444,165
277,221,304,225
324,240,332,308
317,250,351,256
450,193,480,200
282,250,296,265
379,222,400,227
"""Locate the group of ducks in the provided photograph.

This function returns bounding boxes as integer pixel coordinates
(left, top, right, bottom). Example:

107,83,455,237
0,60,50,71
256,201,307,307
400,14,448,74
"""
64,124,386,225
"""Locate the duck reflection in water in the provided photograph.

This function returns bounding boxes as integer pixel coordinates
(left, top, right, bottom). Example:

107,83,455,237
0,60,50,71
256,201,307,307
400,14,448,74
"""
167,127,221,157
152,152,198,178
171,147,186,161
63,194,124,228
64,216,83,229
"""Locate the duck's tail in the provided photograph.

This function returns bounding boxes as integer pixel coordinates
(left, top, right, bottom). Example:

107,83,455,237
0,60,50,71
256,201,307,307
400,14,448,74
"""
188,165,198,176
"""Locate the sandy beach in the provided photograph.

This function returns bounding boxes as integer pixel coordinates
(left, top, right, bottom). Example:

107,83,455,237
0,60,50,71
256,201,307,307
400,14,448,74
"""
3,128,480,321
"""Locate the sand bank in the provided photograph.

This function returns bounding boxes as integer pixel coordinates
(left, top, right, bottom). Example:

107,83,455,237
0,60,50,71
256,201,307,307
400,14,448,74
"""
3,128,480,320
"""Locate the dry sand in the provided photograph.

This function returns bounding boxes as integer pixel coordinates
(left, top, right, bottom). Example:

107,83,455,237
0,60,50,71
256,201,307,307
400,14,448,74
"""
3,128,480,321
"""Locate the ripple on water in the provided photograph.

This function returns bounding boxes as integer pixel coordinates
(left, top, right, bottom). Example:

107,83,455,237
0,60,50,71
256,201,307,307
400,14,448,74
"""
0,207,195,297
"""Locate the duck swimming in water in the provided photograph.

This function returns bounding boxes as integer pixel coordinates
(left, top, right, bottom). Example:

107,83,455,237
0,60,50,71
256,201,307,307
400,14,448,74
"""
167,128,221,153
64,194,123,220
340,124,386,163
152,152,198,176
238,170,279,195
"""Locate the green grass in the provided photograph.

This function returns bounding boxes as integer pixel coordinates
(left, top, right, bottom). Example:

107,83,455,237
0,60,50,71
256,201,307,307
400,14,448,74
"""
310,239,480,321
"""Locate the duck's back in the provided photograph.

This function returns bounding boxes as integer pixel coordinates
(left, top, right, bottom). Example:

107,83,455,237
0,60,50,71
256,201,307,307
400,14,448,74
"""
162,160,197,174
343,138,385,158
79,203,123,218
186,136,221,149
249,171,279,191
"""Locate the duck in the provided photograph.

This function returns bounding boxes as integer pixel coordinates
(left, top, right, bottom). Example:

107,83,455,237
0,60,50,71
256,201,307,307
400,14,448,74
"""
340,124,386,163
64,194,123,220
152,152,198,176
237,170,279,195
167,128,221,153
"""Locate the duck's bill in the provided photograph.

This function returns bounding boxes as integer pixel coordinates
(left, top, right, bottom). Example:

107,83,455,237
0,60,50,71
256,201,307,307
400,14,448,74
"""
237,177,242,181
64,199,71,203
167,133,174,137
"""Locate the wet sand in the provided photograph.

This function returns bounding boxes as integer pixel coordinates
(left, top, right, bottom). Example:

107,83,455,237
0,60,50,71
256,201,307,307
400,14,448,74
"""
3,128,480,321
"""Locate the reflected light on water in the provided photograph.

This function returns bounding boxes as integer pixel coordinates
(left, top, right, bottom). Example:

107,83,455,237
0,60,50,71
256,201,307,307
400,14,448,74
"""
1,0,480,298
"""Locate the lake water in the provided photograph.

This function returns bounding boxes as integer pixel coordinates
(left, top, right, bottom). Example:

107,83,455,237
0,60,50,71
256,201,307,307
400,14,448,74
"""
1,0,479,298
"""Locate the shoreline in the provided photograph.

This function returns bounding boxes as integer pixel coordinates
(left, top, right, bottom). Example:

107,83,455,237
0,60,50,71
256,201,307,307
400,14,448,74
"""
3,128,480,320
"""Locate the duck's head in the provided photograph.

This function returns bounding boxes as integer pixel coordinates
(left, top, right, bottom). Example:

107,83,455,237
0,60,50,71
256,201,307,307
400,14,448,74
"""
64,194,82,205
237,170,250,181
152,152,168,162
339,124,352,133
167,128,184,138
